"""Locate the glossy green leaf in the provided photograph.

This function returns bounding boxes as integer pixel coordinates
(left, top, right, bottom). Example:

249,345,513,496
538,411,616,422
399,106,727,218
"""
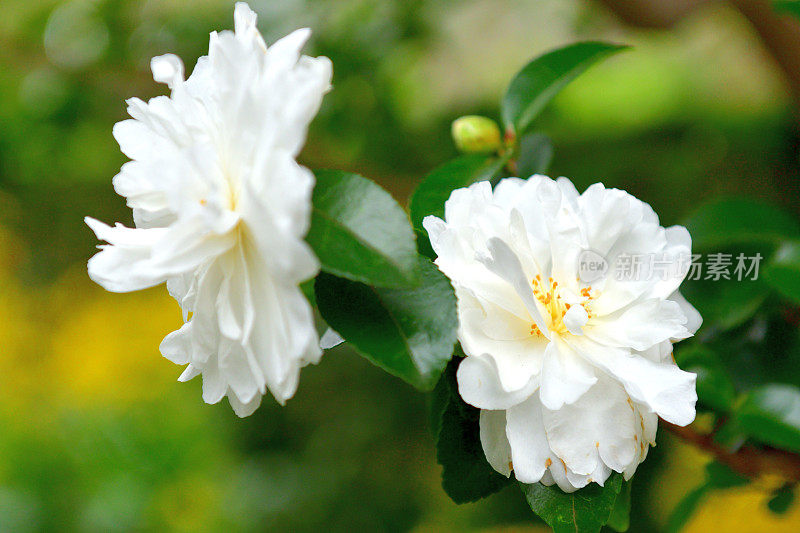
409,154,507,231
520,474,623,533
764,241,800,305
415,228,436,260
437,388,513,503
314,258,458,391
737,383,800,453
683,197,800,251
307,170,419,288
501,42,629,136
768,485,795,515
606,480,632,532
516,133,554,178
674,345,736,412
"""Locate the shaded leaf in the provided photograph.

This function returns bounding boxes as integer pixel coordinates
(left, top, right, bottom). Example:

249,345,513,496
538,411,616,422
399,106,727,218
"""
680,273,768,331
705,462,748,489
436,370,513,503
737,383,800,453
516,133,554,178
429,358,458,437
415,228,436,260
774,1,800,18
501,42,629,136
767,485,795,515
606,479,632,532
674,345,736,412
764,241,800,305
314,258,457,391
308,170,419,288
519,474,623,533
683,197,800,251
300,279,316,307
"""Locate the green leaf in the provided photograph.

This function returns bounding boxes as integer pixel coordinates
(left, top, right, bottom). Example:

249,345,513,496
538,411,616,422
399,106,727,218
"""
501,42,629,136
767,485,795,515
519,474,623,533
429,359,458,437
415,228,436,260
314,257,458,391
409,154,507,231
683,197,800,251
705,462,748,489
712,418,748,450
516,133,554,178
674,345,736,412
300,279,316,307
764,241,800,305
437,386,513,503
606,480,632,532
774,1,800,18
307,169,419,288
680,274,768,331
665,462,748,533
737,383,800,453
665,483,708,533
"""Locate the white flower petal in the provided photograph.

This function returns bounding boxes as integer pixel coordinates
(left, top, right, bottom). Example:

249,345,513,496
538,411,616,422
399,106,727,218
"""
476,237,549,337
670,290,703,336
456,286,545,391
229,388,262,417
538,340,597,410
584,298,690,351
505,395,553,484
85,218,169,292
151,53,185,88
320,328,345,350
479,410,513,477
562,304,588,335
571,338,697,426
457,355,537,410
160,322,192,365
85,3,330,415
542,375,637,475
177,363,201,382
428,174,700,487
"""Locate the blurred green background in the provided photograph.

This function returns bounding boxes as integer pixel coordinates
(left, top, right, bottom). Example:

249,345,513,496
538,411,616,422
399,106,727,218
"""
1,0,800,531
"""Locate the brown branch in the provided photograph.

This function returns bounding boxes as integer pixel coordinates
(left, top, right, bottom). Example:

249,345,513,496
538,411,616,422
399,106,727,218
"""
599,0,800,103
662,421,800,483
597,0,712,28
730,0,800,104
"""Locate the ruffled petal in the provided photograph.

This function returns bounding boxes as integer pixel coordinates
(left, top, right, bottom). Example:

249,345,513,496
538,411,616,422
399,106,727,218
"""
456,355,537,410
571,338,697,426
479,410,513,477
538,339,596,410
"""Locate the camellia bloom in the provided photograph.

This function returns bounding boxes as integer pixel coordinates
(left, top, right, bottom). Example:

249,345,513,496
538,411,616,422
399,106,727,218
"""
85,3,332,416
424,176,700,492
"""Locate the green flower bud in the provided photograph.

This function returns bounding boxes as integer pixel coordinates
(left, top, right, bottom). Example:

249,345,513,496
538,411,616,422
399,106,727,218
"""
451,115,502,154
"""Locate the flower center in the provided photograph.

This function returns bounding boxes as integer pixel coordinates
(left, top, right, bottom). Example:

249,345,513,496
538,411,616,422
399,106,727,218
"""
529,275,593,338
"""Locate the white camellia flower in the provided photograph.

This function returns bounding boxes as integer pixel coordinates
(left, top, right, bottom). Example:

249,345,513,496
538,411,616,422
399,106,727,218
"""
85,3,332,416
423,176,701,492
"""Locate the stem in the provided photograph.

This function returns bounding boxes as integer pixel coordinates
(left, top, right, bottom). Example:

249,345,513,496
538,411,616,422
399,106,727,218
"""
662,421,800,483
